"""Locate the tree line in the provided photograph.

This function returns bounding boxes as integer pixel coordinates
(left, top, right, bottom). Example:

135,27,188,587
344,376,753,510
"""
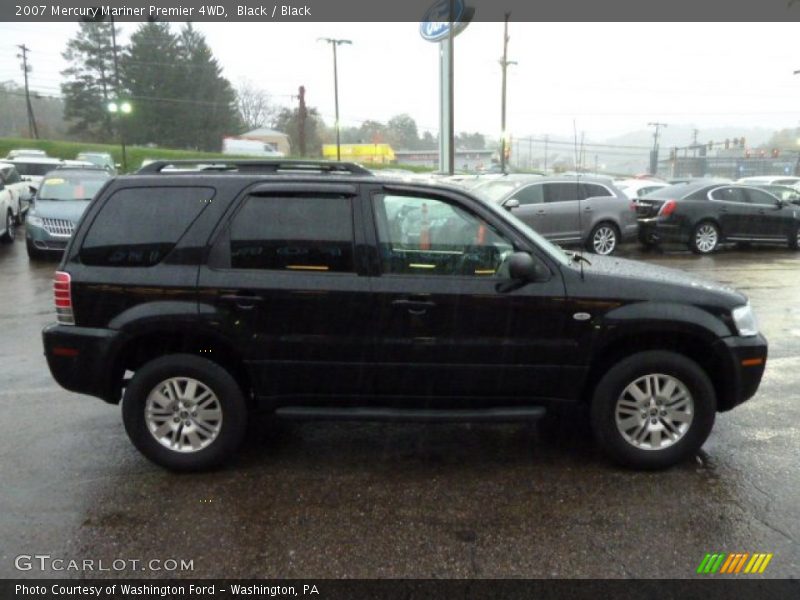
60,21,487,155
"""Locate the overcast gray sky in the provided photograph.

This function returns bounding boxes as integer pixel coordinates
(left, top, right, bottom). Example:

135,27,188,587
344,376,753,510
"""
1,21,799,140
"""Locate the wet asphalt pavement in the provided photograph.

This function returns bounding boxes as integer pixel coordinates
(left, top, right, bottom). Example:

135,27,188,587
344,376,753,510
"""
0,235,797,579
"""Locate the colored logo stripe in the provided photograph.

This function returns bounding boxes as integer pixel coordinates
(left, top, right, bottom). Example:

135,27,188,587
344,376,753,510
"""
698,552,773,574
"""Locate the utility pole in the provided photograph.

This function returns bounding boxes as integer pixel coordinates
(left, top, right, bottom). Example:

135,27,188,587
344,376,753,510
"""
16,44,38,139
297,85,307,157
544,134,549,173
648,122,668,175
499,13,517,174
318,38,352,161
108,17,127,172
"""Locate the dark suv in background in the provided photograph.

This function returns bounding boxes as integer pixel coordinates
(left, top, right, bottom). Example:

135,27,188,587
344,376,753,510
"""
43,160,767,471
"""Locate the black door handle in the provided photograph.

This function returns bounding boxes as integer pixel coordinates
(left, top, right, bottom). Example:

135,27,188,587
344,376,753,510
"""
392,298,436,315
220,293,263,309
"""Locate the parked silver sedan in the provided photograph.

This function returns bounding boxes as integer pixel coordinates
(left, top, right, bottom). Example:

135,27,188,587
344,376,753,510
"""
474,175,637,255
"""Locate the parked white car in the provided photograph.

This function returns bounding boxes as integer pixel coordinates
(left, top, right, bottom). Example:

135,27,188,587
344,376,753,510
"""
615,178,669,200
0,181,17,243
0,162,32,221
5,148,47,160
5,156,66,194
736,175,800,190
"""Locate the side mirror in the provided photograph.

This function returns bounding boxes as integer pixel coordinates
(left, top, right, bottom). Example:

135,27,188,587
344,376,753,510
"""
504,198,520,210
508,251,549,283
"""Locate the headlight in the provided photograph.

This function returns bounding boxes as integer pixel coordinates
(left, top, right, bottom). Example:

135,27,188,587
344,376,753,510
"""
732,303,759,337
27,214,43,227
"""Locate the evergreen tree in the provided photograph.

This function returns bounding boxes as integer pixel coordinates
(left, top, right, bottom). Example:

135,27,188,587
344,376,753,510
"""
61,21,118,141
120,22,183,147
175,24,240,151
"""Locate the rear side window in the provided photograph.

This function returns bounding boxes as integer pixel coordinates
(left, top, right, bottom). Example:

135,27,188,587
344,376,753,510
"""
80,186,212,267
544,182,583,203
229,195,354,273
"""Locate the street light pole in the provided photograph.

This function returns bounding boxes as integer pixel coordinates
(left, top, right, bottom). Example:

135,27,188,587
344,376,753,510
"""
499,13,517,174
319,38,352,161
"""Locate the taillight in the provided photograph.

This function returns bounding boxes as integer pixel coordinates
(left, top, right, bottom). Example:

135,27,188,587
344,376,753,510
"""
658,199,678,217
629,201,638,211
53,271,74,325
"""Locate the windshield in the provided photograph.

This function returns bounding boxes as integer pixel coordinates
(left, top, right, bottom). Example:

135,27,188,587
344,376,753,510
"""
37,172,109,201
474,181,522,203
480,195,571,266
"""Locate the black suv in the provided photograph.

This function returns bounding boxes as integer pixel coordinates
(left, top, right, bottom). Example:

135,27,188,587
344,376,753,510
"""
43,160,768,471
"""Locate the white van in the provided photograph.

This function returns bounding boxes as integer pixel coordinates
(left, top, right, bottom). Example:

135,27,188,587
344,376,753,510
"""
222,137,284,158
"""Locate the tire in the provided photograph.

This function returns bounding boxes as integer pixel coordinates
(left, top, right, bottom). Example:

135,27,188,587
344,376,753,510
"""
590,350,716,470
0,210,14,243
587,222,619,255
26,239,45,260
14,200,23,225
788,224,800,251
689,221,720,254
122,354,248,471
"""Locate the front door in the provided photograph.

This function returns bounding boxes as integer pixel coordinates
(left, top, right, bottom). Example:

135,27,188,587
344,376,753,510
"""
745,187,790,240
196,184,374,398
365,186,573,406
505,182,549,235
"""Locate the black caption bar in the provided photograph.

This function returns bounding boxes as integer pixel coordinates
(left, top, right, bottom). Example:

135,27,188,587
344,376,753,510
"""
2,0,800,22
3,579,800,600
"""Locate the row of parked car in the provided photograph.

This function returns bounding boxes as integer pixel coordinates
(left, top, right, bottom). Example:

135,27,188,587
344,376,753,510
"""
0,149,116,253
444,173,800,255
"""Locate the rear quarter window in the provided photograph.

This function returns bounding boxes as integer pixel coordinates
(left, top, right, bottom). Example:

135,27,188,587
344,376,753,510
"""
80,186,213,267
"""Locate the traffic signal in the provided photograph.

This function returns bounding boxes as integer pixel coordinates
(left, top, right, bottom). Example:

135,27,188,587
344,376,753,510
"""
771,148,780,158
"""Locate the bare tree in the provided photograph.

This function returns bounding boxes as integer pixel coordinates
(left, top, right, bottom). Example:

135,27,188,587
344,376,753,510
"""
236,79,276,131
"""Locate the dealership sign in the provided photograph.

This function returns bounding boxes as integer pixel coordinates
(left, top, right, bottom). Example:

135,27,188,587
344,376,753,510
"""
419,0,473,42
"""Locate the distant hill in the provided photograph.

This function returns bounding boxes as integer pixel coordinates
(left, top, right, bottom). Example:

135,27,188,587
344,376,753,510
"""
603,125,775,150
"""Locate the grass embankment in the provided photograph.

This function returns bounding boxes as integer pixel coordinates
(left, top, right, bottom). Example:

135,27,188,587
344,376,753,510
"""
0,137,433,173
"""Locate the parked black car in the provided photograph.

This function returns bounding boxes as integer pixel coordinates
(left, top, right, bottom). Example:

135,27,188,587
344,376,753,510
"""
43,161,767,471
637,181,800,253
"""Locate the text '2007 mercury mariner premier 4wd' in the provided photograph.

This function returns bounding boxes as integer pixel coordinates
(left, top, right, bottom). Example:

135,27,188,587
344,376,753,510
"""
43,160,767,471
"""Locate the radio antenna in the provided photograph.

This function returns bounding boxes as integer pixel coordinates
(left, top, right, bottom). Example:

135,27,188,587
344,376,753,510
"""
573,119,584,280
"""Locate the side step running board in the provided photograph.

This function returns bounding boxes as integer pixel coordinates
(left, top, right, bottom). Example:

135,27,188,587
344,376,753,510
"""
274,406,546,423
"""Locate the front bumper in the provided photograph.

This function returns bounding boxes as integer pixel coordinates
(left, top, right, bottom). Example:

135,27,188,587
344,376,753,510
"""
26,222,72,253
712,333,768,411
43,324,122,403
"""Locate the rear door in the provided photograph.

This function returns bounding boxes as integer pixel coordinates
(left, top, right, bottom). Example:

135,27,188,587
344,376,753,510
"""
196,183,374,397
708,186,754,238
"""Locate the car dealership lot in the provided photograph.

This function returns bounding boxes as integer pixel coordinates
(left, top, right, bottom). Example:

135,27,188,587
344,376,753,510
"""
0,237,798,579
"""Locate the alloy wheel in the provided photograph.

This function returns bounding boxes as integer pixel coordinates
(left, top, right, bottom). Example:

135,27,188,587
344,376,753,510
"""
695,224,718,253
592,226,617,255
614,373,694,451
144,377,223,453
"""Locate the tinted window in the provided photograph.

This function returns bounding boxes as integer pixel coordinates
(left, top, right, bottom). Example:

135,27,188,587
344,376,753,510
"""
13,162,58,177
582,183,613,198
229,195,354,272
373,194,513,277
710,187,748,203
81,186,212,267
746,189,780,206
544,182,582,203
511,184,543,205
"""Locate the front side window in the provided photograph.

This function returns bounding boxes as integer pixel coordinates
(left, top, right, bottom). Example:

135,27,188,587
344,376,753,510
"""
511,184,543,205
229,195,354,272
582,183,613,198
373,194,513,277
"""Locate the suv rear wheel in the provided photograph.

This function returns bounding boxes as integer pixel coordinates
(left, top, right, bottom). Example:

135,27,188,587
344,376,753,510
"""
1,210,14,243
587,222,619,255
122,354,248,471
590,351,716,469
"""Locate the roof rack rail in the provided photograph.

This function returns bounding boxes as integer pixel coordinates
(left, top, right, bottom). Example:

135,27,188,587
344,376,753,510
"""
136,159,373,176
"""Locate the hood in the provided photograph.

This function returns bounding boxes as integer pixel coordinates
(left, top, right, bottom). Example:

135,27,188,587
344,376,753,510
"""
30,200,90,222
573,253,746,309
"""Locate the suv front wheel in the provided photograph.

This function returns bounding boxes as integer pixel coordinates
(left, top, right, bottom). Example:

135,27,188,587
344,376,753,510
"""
587,222,619,255
122,354,248,471
590,351,716,469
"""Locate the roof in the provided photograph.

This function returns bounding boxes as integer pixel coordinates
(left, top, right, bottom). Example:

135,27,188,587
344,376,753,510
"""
241,128,290,138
